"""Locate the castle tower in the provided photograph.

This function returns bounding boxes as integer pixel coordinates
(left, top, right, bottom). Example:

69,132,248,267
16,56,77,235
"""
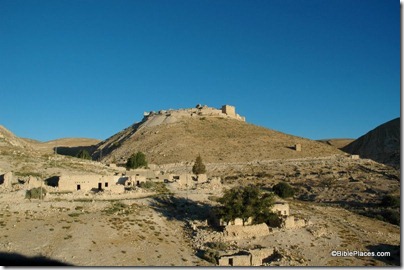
221,105,236,117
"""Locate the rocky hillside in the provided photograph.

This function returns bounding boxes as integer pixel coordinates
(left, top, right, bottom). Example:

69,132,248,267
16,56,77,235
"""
28,138,101,155
0,125,32,150
92,107,344,165
342,118,400,169
317,138,355,149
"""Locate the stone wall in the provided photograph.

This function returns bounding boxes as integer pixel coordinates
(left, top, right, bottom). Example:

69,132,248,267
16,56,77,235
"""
218,248,274,266
58,175,124,192
0,172,13,188
218,252,251,266
249,248,274,266
282,216,307,229
271,202,290,216
223,223,270,240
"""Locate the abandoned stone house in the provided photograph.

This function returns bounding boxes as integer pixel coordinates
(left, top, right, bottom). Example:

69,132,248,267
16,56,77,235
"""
218,248,274,266
223,223,271,240
271,201,290,216
169,173,208,187
0,172,13,188
58,174,125,193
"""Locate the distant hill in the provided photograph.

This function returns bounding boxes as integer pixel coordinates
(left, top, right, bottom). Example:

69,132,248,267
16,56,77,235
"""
92,105,344,165
341,118,400,169
29,138,101,156
317,139,355,149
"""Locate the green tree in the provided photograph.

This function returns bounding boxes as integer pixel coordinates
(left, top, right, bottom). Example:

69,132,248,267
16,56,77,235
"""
126,151,148,169
76,149,91,160
272,182,295,198
192,155,206,175
216,185,274,225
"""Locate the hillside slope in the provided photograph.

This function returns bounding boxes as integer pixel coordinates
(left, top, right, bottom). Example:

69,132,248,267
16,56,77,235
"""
29,138,101,155
0,125,32,150
341,118,400,169
92,113,344,165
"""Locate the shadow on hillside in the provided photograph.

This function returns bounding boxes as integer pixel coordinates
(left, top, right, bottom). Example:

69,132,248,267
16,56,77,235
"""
53,145,97,158
366,244,400,266
317,200,381,209
0,252,73,266
150,195,212,222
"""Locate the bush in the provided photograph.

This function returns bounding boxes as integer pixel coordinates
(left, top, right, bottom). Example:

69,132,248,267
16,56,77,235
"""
272,182,295,198
200,249,219,265
192,155,206,175
76,149,92,160
25,187,47,199
126,151,148,169
382,209,400,226
381,195,400,208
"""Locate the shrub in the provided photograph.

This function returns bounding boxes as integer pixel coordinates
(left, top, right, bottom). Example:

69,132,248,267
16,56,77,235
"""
382,209,400,226
25,187,47,199
200,249,219,265
381,195,400,208
76,149,92,160
126,151,148,169
272,182,295,198
192,155,206,175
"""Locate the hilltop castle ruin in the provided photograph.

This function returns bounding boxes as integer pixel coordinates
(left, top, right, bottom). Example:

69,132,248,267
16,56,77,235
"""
143,104,246,122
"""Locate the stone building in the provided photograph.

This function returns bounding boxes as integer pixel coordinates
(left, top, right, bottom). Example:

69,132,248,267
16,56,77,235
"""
218,248,274,266
58,174,125,193
271,201,290,216
0,172,13,188
221,105,236,117
223,223,271,240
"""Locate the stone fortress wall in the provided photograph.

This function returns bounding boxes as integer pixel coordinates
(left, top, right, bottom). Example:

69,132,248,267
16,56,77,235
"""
143,104,246,125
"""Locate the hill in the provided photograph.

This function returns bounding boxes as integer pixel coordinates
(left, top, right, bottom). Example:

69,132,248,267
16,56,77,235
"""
29,138,101,156
341,118,400,169
0,125,32,150
317,138,355,149
91,105,344,165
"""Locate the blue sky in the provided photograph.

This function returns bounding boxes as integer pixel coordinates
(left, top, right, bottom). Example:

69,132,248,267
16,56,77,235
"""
0,0,400,142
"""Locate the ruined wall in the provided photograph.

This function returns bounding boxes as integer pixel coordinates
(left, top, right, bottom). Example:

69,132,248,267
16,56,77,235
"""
218,248,274,266
218,253,251,266
220,217,253,227
271,202,290,216
223,223,270,240
126,168,158,179
58,175,122,192
249,248,274,266
282,216,307,229
144,104,245,124
1,172,13,188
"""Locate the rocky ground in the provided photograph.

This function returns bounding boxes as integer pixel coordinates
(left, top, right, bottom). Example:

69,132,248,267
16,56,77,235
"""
0,175,400,267
0,139,400,266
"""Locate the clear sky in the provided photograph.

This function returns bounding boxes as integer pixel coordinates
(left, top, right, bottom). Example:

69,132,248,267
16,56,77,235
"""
0,0,400,142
